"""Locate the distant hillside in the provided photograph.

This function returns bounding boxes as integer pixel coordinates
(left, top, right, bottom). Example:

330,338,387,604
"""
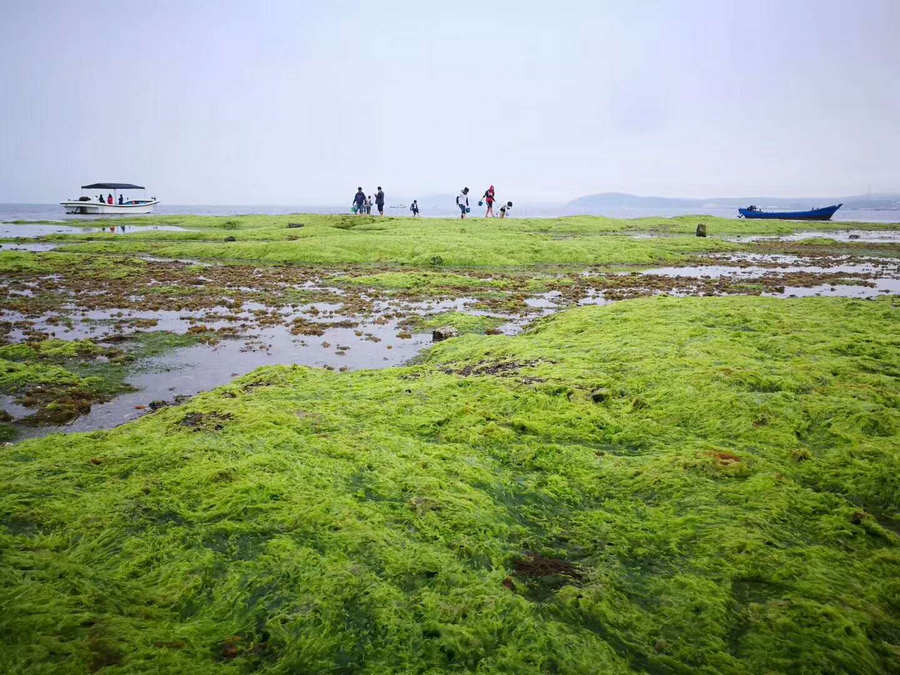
566,192,900,214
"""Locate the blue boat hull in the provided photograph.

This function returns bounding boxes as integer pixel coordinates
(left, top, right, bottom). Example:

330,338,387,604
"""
738,203,842,220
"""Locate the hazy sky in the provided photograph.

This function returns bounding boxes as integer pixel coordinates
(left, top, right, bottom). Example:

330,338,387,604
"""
1,0,898,204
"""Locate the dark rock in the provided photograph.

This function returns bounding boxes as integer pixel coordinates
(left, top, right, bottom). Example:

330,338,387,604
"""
148,400,168,410
0,410,12,423
695,223,707,237
513,552,582,580
287,222,304,228
590,388,610,403
179,411,232,431
224,236,236,242
848,234,860,239
432,326,459,342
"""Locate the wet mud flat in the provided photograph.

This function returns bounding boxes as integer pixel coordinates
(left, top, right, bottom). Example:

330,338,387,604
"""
1,234,898,441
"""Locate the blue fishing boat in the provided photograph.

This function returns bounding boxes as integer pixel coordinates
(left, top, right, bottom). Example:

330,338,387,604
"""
738,203,842,220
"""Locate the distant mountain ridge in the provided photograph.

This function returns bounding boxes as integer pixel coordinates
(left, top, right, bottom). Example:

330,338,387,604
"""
566,192,900,213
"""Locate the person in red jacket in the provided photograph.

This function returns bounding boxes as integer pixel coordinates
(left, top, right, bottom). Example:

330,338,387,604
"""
107,193,113,204
482,185,495,217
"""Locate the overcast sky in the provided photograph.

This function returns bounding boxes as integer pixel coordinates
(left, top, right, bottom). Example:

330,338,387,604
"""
1,0,898,204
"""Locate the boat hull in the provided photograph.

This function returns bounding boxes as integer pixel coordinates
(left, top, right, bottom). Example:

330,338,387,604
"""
738,203,842,220
60,200,159,215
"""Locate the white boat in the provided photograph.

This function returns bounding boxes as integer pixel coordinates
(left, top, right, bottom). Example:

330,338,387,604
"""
61,182,159,214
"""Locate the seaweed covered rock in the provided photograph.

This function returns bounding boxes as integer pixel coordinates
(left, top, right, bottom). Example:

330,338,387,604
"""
432,325,459,342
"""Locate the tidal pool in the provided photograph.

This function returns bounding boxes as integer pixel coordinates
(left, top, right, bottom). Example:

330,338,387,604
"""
728,229,900,243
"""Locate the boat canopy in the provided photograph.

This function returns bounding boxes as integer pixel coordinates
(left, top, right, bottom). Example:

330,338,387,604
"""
81,183,145,190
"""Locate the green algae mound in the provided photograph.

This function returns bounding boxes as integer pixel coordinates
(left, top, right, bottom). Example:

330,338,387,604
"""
0,296,897,673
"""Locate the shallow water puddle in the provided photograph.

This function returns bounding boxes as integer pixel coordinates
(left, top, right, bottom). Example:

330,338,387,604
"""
9,320,432,440
0,242,59,252
642,258,897,281
727,229,900,243
1,291,545,439
766,278,900,298
0,223,188,239
82,225,189,234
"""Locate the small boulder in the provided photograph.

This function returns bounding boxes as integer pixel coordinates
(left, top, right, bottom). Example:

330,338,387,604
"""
590,388,610,403
224,236,236,242
695,223,707,237
848,234,860,240
432,326,459,342
287,222,304,229
148,400,168,411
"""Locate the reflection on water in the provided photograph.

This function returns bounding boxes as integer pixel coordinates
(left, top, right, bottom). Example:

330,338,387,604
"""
0,223,188,239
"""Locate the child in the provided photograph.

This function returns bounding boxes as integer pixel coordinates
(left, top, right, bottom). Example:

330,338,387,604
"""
499,201,512,218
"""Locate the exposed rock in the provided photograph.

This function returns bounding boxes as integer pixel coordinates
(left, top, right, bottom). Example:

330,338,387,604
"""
513,553,582,580
224,236,236,242
590,388,610,403
287,222,304,229
432,326,458,342
148,400,168,410
696,223,707,237
179,411,232,431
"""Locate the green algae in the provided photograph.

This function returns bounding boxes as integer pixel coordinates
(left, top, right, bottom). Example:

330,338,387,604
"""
0,422,15,442
0,296,896,672
16,214,745,267
407,311,506,335
337,270,509,291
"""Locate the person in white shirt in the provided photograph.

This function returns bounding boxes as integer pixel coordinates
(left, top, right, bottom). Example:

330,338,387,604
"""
499,201,512,218
456,187,470,219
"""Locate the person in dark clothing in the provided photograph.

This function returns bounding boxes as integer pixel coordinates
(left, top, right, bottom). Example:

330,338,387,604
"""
118,194,124,205
410,200,419,217
375,187,385,215
353,187,366,215
98,194,103,202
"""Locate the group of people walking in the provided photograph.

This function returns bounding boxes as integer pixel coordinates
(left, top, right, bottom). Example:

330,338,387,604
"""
455,185,512,220
352,187,385,215
351,185,511,219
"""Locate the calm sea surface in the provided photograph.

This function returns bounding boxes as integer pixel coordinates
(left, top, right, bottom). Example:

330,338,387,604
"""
1,203,898,223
